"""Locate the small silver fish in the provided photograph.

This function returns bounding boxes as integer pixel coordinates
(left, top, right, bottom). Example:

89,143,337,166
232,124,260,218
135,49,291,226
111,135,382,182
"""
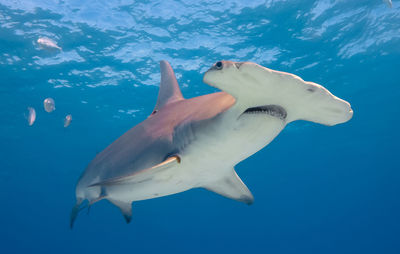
27,107,36,126
37,37,62,51
43,98,55,113
64,114,72,127
384,0,392,8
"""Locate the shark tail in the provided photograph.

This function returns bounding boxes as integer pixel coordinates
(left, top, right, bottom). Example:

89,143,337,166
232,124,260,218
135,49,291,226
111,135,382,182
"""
70,198,85,229
70,186,109,228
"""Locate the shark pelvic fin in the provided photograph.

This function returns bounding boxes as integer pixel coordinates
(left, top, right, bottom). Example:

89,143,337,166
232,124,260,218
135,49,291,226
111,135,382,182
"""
153,60,184,112
89,186,107,205
204,169,254,205
109,199,133,223
89,155,181,187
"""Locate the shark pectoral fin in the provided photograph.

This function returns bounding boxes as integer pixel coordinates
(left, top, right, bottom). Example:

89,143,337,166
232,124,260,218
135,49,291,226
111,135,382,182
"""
108,199,133,223
204,169,254,205
89,155,180,187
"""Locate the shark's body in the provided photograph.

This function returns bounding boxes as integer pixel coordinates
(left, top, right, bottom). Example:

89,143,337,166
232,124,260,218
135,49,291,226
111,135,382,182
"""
71,60,353,227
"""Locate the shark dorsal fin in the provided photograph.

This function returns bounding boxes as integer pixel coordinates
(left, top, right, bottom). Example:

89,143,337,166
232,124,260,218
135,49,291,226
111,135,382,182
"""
153,60,184,112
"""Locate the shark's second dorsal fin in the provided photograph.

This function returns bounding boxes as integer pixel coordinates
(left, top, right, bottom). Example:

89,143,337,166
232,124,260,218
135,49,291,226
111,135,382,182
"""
203,169,254,205
153,60,184,112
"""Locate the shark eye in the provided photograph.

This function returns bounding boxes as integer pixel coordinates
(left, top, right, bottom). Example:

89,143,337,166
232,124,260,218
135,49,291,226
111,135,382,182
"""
215,61,223,70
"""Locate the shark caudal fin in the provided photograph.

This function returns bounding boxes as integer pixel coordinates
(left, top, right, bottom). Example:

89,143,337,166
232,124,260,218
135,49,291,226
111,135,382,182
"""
70,198,85,229
203,61,353,126
70,187,108,228
152,60,184,113
70,196,132,227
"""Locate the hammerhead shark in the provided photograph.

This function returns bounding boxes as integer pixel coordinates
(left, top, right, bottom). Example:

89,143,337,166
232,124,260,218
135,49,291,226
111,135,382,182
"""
71,60,353,227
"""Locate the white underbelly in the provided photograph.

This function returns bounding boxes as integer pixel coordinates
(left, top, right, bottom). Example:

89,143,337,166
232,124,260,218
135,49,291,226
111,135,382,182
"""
188,113,286,167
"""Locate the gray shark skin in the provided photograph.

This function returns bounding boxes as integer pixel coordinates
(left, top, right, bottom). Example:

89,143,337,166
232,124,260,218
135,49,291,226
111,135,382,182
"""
71,60,353,228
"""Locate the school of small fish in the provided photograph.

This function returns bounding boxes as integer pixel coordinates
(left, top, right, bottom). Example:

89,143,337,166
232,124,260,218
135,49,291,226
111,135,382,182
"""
27,97,71,128
26,36,72,128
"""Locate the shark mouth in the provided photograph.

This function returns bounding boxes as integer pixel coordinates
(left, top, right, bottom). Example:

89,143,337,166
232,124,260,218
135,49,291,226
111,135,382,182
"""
241,105,287,120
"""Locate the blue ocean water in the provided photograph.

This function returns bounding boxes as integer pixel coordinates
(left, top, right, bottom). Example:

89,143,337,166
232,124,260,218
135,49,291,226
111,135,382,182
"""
1,0,400,253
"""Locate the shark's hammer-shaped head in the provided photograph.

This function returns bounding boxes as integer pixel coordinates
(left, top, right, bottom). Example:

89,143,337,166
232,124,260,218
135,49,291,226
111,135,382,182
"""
203,60,353,126
204,61,258,99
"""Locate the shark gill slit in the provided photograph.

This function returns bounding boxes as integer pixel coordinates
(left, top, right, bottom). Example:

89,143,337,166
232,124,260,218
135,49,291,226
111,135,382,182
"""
241,105,287,120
